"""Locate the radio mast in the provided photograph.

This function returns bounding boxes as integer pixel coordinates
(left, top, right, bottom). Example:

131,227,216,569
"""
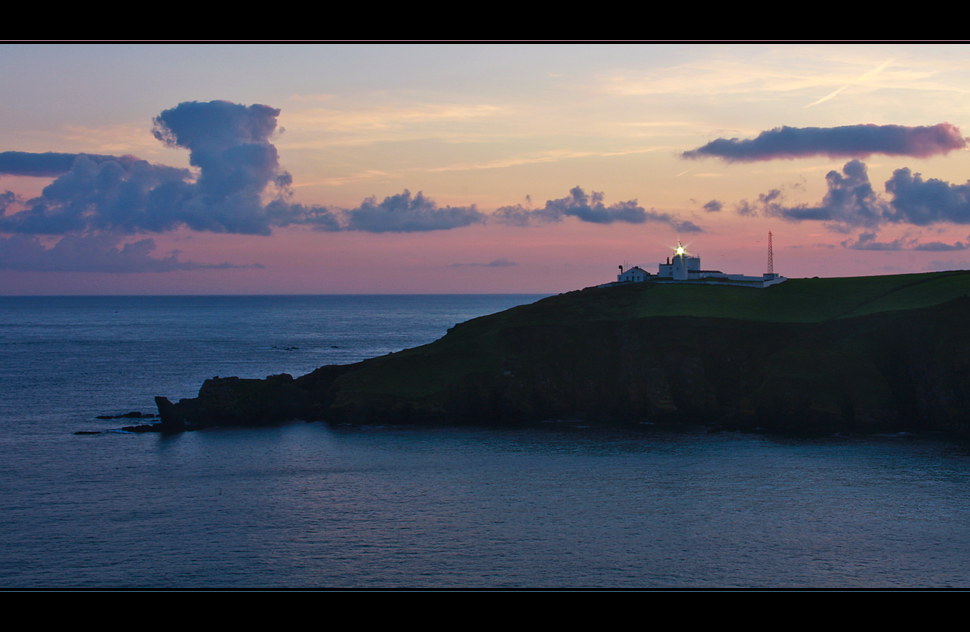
767,231,774,275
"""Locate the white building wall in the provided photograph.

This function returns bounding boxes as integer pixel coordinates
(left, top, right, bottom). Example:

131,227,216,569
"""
672,254,688,280
617,267,649,283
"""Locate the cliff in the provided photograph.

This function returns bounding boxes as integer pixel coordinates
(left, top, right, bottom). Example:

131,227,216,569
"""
154,271,970,436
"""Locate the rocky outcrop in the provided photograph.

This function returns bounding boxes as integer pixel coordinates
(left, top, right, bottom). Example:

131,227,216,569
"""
97,411,156,420
154,289,970,437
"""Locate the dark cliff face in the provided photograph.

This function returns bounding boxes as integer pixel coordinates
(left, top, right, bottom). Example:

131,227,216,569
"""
155,291,970,437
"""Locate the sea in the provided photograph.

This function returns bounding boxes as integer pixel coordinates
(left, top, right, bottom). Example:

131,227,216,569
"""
3,294,970,589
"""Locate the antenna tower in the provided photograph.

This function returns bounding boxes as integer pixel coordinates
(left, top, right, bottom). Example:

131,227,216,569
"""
767,231,774,274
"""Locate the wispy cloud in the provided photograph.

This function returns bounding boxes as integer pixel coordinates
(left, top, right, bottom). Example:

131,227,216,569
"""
422,148,656,173
298,170,394,188
806,59,892,107
592,51,921,100
278,101,510,148
61,124,161,155
589,47,970,109
451,258,518,267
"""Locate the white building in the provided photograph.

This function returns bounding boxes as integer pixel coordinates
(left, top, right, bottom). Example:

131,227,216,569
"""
657,243,701,280
607,242,786,289
617,265,651,283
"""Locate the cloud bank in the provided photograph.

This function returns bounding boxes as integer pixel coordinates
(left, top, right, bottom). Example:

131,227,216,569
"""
683,124,967,162
746,160,886,230
732,158,970,253
0,151,139,177
494,186,702,232
1,101,697,239
884,168,970,226
0,100,706,273
0,234,263,273
342,190,484,233
737,159,970,233
840,231,970,252
0,100,283,236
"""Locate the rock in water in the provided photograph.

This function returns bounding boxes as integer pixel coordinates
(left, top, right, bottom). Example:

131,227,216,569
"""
154,396,186,432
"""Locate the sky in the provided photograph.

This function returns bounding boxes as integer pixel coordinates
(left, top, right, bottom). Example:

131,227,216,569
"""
3,43,970,294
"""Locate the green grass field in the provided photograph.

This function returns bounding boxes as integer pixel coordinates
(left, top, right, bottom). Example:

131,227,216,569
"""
633,271,970,322
343,270,970,400
485,270,970,327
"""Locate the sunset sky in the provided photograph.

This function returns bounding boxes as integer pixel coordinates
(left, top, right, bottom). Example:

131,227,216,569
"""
3,43,970,294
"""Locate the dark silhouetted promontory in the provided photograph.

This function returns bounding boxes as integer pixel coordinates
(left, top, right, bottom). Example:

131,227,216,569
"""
154,271,970,436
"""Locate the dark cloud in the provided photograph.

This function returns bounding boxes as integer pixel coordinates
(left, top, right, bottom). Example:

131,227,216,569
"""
149,101,287,235
546,187,648,224
495,187,645,225
703,199,722,213
263,199,342,231
152,101,280,153
683,123,968,162
913,241,970,252
0,151,133,177
912,239,970,251
151,101,284,233
735,200,758,217
840,232,910,251
884,168,970,225
810,160,886,228
0,101,287,236
674,220,704,233
0,233,263,273
493,186,701,231
0,102,702,247
343,190,484,233
0,190,17,212
0,102,487,237
738,159,970,235
270,189,482,234
734,189,786,219
740,160,888,231
0,155,194,235
491,203,551,227
840,231,970,252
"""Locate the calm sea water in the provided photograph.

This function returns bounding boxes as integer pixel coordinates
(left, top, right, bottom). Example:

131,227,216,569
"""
2,295,970,588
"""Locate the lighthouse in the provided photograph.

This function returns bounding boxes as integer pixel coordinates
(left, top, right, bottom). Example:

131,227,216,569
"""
658,242,700,280
672,242,688,281
606,236,786,288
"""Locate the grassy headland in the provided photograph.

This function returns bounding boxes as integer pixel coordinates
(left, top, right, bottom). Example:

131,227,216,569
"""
156,271,970,437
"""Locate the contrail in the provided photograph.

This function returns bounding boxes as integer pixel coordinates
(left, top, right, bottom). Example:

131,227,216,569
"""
806,59,892,108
